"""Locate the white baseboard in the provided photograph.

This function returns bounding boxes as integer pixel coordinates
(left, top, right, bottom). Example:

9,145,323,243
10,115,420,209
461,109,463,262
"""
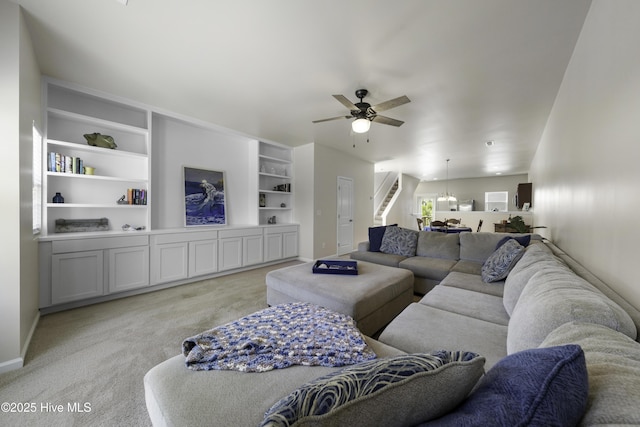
0,312,40,374
22,312,40,360
0,357,23,374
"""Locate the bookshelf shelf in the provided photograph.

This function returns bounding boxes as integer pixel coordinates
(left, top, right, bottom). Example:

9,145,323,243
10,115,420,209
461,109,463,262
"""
42,78,151,235
46,203,147,208
258,141,293,224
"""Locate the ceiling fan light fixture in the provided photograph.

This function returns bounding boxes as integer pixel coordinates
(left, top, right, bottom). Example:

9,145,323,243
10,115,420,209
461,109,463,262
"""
352,118,371,133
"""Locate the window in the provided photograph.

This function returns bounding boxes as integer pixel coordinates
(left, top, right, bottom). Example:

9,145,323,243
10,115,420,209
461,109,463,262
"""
32,122,42,234
485,191,508,212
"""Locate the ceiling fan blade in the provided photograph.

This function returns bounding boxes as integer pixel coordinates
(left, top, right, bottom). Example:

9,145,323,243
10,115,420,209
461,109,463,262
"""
372,115,404,127
371,95,411,113
332,94,359,111
312,115,351,124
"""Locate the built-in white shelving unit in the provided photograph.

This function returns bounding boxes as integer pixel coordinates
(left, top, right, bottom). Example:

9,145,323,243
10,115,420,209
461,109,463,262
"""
43,79,151,235
38,78,298,314
258,141,293,225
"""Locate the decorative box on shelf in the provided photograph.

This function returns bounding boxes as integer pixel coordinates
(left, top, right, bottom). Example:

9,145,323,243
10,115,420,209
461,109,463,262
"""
312,260,358,275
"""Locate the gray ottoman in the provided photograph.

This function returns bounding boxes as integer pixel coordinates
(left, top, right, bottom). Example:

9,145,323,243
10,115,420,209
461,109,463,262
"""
266,260,414,336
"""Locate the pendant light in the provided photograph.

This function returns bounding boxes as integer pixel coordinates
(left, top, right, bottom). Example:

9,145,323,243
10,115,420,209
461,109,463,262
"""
437,159,457,202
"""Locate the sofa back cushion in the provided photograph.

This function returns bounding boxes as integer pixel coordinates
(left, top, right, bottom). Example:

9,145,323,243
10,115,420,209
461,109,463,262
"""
459,232,531,263
416,232,460,260
540,322,640,426
380,226,419,257
503,244,570,316
507,268,637,354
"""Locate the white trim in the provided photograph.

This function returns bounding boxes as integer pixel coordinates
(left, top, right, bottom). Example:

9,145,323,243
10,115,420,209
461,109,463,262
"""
0,358,23,374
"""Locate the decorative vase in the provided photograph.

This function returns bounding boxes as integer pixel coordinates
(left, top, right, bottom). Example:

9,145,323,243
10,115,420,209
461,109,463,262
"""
53,192,64,203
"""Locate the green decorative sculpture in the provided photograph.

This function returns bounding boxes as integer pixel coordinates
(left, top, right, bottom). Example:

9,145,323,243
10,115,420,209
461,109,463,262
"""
84,133,117,149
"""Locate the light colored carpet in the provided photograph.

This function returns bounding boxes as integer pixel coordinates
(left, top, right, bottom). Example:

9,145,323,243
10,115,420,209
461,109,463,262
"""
0,260,302,427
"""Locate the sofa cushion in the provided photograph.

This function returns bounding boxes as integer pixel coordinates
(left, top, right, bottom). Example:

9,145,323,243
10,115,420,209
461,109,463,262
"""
416,232,460,260
418,285,509,326
481,239,525,283
440,271,504,297
540,322,640,426
261,351,485,427
398,256,457,283
422,345,588,427
378,303,508,370
449,259,483,276
503,244,569,316
459,232,529,263
144,337,405,427
350,249,407,268
368,224,397,252
380,226,419,257
508,269,638,354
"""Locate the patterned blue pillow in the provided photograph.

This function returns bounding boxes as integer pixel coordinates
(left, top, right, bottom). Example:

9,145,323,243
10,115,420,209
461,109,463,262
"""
481,238,525,282
379,226,419,257
261,351,485,427
422,345,588,427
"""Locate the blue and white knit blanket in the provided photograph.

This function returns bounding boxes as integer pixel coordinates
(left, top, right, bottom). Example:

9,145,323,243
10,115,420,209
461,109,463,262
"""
182,302,377,372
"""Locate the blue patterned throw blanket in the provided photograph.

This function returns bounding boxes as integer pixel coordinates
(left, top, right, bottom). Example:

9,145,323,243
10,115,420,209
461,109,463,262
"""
182,302,377,372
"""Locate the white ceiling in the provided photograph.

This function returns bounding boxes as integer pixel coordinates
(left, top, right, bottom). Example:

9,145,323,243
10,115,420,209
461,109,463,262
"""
13,0,592,181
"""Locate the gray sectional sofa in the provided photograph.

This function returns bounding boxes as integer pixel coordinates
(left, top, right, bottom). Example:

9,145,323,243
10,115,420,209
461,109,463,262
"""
144,227,640,426
350,225,537,294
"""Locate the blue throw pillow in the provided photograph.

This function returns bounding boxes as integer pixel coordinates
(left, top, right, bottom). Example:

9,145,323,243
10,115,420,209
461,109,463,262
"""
368,224,397,252
421,345,588,427
481,239,525,283
496,234,531,250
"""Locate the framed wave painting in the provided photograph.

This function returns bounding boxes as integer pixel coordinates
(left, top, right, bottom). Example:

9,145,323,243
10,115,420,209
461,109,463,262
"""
183,167,227,226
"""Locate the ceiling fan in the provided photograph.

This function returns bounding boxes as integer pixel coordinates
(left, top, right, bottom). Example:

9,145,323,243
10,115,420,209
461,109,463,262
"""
313,89,410,133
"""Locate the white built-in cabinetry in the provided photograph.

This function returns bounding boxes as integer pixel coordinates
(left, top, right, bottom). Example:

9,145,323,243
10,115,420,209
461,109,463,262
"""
43,79,151,235
40,225,298,313
258,141,293,225
39,78,299,314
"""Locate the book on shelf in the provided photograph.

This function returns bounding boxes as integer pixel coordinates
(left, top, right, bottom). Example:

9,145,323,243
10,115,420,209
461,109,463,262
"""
126,188,147,205
48,152,86,175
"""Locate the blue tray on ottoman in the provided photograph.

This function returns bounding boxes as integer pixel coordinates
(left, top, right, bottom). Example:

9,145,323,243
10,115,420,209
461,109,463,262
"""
312,260,358,275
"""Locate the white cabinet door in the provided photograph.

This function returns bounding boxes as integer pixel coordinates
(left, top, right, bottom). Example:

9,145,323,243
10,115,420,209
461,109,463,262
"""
264,233,283,262
151,242,188,285
283,231,298,258
108,246,150,293
52,250,104,304
189,239,218,277
243,235,264,266
219,237,243,271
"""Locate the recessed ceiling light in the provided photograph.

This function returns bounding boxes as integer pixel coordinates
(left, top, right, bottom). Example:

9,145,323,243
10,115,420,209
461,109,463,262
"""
485,140,495,147
115,0,128,5
496,172,502,175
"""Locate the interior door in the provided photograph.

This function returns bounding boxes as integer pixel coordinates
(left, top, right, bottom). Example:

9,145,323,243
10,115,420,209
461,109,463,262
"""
337,176,354,255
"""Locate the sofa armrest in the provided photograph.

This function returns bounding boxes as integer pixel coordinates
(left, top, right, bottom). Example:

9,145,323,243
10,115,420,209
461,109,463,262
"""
357,241,371,251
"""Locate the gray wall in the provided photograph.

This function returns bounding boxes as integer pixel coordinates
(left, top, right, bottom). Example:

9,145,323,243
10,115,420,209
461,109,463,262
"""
414,174,529,213
0,1,41,372
529,0,640,309
294,143,374,260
